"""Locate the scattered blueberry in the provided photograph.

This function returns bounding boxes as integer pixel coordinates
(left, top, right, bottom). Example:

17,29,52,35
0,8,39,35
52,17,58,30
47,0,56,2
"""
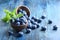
8,31,12,36
31,17,38,22
37,19,42,23
30,20,35,24
53,25,57,31
15,33,23,37
25,29,31,34
31,17,35,19
37,24,40,28
31,25,36,30
27,25,32,29
48,20,52,24
40,27,46,31
34,19,38,22
41,16,45,19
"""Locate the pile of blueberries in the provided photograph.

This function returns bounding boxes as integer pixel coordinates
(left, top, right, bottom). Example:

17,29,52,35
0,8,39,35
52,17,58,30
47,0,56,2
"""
10,16,27,27
8,9,58,37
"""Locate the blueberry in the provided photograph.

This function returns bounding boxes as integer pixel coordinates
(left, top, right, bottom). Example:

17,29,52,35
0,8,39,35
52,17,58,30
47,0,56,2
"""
34,19,38,22
18,32,23,37
20,19,26,24
48,20,52,24
31,25,36,30
19,19,24,24
28,21,32,28
25,29,31,34
15,32,23,37
30,20,34,24
30,20,36,25
17,34,23,37
24,14,29,20
19,9,23,13
21,11,29,20
8,31,12,36
8,29,23,37
31,17,38,22
19,18,23,21
53,25,57,31
23,10,26,14
20,16,27,22
15,18,20,22
41,16,45,19
10,19,15,23
22,22,26,25
40,27,46,31
37,19,42,23
31,17,35,19
20,21,23,25
37,25,40,28
16,22,20,26
27,25,32,29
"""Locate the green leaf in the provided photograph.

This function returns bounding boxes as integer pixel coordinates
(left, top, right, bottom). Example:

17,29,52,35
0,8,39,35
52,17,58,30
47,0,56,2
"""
12,14,17,19
2,9,11,23
2,14,11,23
12,8,16,13
16,13,23,18
9,8,17,18
11,8,16,15
2,8,23,23
4,9,11,14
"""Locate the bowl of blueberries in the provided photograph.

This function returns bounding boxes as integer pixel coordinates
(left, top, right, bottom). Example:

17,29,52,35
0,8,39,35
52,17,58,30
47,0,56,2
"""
10,6,30,32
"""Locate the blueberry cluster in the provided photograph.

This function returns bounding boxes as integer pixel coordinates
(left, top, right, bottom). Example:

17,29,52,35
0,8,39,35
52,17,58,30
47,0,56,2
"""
9,10,58,37
25,17,41,34
31,17,42,23
10,16,26,26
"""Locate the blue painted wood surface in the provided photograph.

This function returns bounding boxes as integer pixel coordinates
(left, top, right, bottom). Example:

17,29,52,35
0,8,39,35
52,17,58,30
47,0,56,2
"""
0,0,60,40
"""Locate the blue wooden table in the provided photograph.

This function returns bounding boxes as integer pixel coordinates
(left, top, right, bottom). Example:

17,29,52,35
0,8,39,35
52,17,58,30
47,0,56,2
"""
0,0,60,40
